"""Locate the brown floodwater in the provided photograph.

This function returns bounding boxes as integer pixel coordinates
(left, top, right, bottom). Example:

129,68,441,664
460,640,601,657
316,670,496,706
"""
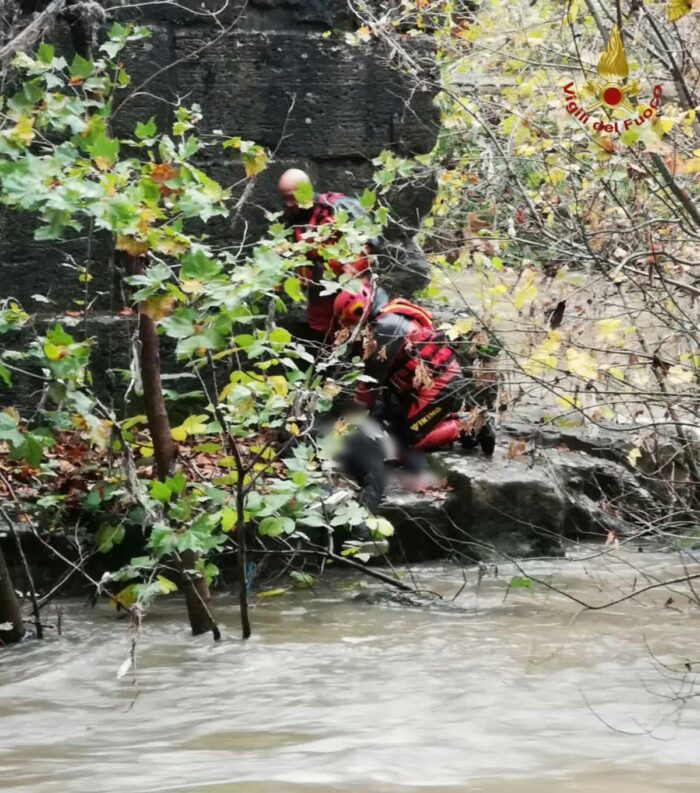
1,550,700,792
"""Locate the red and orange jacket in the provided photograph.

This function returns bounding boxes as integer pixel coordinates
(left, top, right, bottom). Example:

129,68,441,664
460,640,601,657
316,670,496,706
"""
355,298,460,408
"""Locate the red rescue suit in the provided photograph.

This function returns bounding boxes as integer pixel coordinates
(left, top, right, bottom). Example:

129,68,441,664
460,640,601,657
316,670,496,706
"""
355,299,463,451
291,193,372,334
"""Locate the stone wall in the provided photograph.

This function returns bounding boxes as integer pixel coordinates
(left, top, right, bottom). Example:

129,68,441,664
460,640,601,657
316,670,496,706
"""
0,0,439,308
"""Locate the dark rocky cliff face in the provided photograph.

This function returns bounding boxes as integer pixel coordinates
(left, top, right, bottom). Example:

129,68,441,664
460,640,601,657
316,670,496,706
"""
0,0,439,308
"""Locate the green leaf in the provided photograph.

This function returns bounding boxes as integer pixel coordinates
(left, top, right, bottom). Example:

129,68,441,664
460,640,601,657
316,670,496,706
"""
203,562,219,584
169,498,192,522
46,324,74,347
359,189,376,211
179,135,200,159
0,412,23,447
135,117,157,141
168,471,187,496
160,308,197,339
149,522,177,555
221,507,236,532
258,516,295,537
150,480,172,503
179,251,222,281
620,129,640,147
509,576,533,590
10,434,43,467
69,54,93,80
182,414,208,435
95,524,125,553
234,333,255,350
38,43,55,65
367,516,394,538
157,575,178,594
293,180,313,208
87,132,119,170
107,21,127,41
121,414,146,431
289,571,314,589
298,513,328,528
257,587,289,598
84,487,103,511
283,277,304,303
177,329,225,358
269,327,291,349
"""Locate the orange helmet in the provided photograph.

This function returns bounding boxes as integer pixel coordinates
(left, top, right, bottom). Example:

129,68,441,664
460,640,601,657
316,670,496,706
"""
333,282,374,326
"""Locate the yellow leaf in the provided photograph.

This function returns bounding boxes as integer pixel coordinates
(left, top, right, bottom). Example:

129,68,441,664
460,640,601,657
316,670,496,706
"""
547,168,568,185
113,585,138,609
607,366,625,381
653,117,674,136
141,295,176,321
269,376,288,397
242,149,268,178
221,507,237,532
2,406,20,422
566,348,598,381
285,422,300,437
522,332,561,376
88,418,113,451
627,447,642,467
10,115,35,145
445,317,473,341
596,318,623,341
171,426,187,442
555,395,582,410
43,342,68,361
182,414,208,435
139,445,154,457
541,330,561,353
679,158,700,175
667,365,694,385
513,284,537,310
567,0,581,22
667,0,691,21
93,156,113,172
257,588,289,598
116,234,149,256
180,279,203,296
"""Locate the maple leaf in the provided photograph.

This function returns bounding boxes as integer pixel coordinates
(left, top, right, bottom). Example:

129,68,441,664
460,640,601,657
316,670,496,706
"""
461,406,486,435
412,360,434,391
115,235,149,256
140,295,176,321
506,439,527,460
150,163,180,196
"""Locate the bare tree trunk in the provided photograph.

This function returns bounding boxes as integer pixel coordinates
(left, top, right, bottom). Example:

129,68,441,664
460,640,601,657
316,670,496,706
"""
126,256,216,638
0,546,24,646
138,311,178,480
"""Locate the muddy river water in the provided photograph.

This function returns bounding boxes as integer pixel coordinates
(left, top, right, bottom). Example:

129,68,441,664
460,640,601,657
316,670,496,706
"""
2,551,700,792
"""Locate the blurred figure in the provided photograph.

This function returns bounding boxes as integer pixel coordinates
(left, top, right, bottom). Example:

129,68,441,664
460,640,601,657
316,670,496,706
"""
277,168,375,337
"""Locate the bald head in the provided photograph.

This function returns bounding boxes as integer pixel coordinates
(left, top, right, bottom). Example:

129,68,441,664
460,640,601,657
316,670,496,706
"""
277,168,312,210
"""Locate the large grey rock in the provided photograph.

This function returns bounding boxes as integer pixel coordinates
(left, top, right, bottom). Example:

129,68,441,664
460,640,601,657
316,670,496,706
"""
379,443,659,563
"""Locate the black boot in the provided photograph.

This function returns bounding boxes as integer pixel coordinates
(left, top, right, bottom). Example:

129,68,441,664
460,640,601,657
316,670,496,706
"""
478,421,496,456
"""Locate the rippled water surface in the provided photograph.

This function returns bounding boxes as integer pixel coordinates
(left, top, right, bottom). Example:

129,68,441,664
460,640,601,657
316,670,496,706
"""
2,552,700,792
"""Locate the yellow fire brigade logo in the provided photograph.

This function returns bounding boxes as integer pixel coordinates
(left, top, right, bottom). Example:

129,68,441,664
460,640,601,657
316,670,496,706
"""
562,25,663,134
585,26,639,113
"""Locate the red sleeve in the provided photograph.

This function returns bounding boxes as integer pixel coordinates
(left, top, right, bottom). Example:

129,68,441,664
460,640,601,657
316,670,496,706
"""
354,382,375,408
